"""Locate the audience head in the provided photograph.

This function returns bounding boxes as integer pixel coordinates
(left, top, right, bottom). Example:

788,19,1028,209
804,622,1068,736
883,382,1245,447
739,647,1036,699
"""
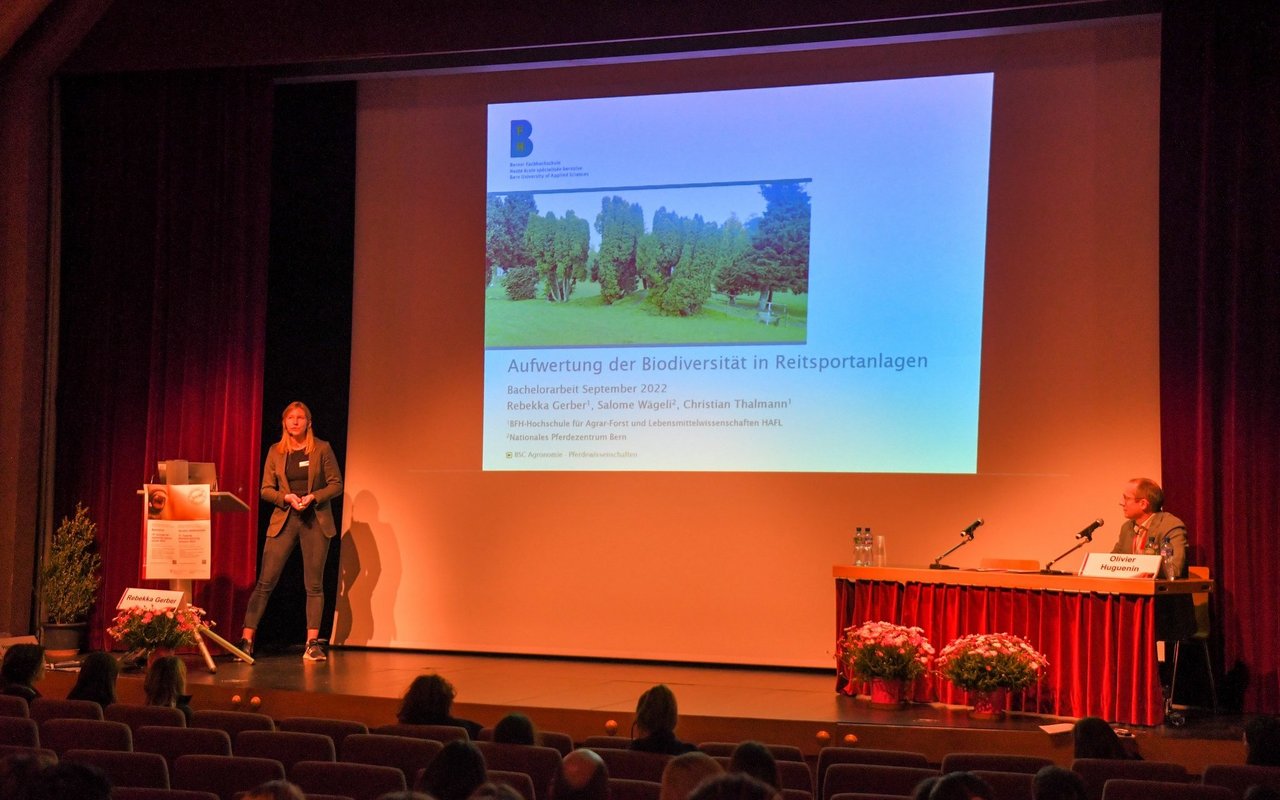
1244,787,1280,800
635,684,679,738
493,712,537,745
1244,714,1280,766
1033,766,1088,800
912,777,942,800
67,651,120,707
399,673,457,724
688,772,779,800
21,761,112,800
470,783,527,800
661,751,724,800
143,655,187,708
1,643,46,689
243,780,307,800
1073,717,1130,760
2,750,59,800
929,772,994,800
729,741,779,790
418,740,487,800
552,748,610,800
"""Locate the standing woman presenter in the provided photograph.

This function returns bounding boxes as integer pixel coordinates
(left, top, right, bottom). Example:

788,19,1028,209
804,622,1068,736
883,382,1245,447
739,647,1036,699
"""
239,401,343,662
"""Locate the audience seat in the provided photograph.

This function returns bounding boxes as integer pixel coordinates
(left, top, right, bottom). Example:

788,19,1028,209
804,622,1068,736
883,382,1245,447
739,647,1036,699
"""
818,748,931,798
593,747,673,783
1071,759,1190,800
106,704,188,732
64,747,170,789
0,743,56,762
188,709,275,739
782,789,814,800
29,697,103,723
822,763,940,800
39,717,132,755
0,715,40,747
941,754,1053,775
1201,765,1280,798
279,716,370,750
235,729,335,772
491,768,540,800
372,722,470,742
475,741,564,800
291,759,408,800
610,778,663,800
0,695,31,717
110,789,220,800
582,735,634,749
340,733,442,786
971,770,1035,800
1102,780,1234,800
830,792,922,800
134,725,232,769
172,753,286,800
538,730,575,757
700,741,807,762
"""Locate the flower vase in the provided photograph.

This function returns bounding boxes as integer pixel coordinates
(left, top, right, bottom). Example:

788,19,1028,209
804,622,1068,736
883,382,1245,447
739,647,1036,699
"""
868,678,907,709
146,646,177,668
968,687,1008,720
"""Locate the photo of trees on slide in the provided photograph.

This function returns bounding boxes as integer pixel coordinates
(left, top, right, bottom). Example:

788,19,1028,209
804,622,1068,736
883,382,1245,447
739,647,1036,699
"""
484,181,810,348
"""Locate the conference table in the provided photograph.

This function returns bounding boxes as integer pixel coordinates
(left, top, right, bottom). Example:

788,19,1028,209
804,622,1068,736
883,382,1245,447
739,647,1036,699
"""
833,566,1212,726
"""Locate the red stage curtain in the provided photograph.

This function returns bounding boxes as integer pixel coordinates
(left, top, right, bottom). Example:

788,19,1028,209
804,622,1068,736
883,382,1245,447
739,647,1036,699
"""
55,71,272,648
1160,5,1280,712
837,579,1165,726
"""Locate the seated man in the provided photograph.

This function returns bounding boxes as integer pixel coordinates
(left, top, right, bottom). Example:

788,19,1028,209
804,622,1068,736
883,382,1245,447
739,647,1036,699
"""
1112,477,1195,650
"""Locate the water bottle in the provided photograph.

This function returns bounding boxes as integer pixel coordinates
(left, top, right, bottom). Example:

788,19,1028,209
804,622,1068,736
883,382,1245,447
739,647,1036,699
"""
1159,539,1175,580
853,527,865,566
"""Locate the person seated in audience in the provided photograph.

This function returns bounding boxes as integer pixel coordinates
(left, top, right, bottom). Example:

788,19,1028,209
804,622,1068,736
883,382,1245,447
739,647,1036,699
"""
20,760,112,800
929,772,994,800
66,651,119,708
1073,717,1139,760
1033,766,1088,800
551,748,610,800
688,772,779,800
144,655,193,723
1244,787,1280,800
1245,714,1280,766
728,742,779,791
661,752,724,800
913,777,942,800
631,684,696,755
1,750,58,799
470,783,527,800
243,780,307,800
493,711,537,745
418,739,488,800
398,673,483,738
1,643,45,702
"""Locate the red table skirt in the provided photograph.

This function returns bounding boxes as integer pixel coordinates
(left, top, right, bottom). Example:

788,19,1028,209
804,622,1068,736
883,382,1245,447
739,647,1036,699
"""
835,579,1165,726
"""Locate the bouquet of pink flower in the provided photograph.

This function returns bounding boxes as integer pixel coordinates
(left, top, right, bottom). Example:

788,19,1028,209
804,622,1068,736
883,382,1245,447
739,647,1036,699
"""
108,605,209,651
837,620,936,682
935,632,1048,693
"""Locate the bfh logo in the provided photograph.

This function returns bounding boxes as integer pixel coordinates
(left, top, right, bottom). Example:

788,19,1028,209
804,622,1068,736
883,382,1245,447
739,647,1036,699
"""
510,120,533,158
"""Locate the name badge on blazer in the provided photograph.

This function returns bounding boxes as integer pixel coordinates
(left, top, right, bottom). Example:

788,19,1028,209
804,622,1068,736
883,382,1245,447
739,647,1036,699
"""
299,460,310,467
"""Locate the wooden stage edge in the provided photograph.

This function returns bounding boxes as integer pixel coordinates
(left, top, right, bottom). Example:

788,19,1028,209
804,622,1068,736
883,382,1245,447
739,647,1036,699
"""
42,648,1247,774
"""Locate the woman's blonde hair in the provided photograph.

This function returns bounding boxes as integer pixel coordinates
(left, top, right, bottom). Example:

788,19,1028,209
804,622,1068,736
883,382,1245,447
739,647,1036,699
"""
276,401,316,455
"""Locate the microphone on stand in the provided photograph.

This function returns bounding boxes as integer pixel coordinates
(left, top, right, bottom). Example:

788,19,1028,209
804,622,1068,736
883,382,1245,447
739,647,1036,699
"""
930,518,983,569
1043,518,1105,574
1075,518,1104,540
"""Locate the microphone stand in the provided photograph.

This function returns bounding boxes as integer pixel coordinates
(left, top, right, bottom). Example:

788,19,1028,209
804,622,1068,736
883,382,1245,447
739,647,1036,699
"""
929,533,973,570
1042,533,1092,575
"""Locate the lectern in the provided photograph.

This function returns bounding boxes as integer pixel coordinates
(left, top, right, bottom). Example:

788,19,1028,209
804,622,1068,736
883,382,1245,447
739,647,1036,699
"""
138,459,252,670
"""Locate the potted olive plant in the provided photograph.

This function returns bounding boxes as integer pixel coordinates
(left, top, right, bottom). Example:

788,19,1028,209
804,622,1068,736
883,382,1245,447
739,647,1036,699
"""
40,503,103,660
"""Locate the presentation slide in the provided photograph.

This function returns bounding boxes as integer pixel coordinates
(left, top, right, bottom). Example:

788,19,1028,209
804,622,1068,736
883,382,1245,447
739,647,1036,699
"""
483,76,992,473
342,17,1163,667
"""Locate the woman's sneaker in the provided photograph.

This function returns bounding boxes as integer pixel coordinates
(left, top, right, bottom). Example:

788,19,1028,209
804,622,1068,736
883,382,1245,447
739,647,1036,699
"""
303,639,328,662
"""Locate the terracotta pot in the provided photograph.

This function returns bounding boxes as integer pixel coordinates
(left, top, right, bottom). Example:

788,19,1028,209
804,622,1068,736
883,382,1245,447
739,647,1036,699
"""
968,687,1008,720
869,677,908,709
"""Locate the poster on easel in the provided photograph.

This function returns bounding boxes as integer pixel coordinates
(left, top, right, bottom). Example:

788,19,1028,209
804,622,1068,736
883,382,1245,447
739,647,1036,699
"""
141,483,212,580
